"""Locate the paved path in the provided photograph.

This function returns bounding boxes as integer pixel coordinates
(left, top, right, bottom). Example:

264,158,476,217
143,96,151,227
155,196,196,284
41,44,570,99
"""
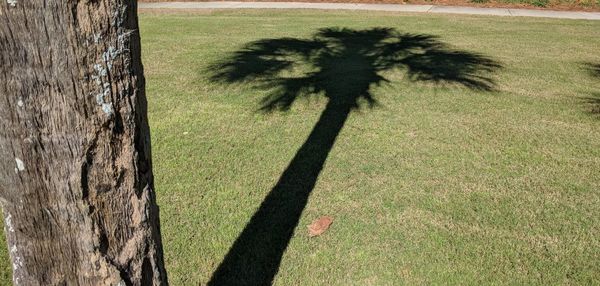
139,1,600,20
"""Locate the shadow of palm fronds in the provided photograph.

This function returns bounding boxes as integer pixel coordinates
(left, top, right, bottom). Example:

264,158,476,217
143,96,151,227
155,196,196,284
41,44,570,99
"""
206,27,502,286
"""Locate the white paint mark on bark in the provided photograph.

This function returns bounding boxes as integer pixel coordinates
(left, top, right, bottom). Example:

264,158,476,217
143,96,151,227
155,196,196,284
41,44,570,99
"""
5,213,14,232
13,256,23,268
10,245,23,272
17,98,23,107
7,0,17,7
15,158,25,171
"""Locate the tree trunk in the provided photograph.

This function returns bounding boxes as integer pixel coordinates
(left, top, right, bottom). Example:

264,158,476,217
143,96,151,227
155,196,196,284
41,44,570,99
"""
0,1,168,285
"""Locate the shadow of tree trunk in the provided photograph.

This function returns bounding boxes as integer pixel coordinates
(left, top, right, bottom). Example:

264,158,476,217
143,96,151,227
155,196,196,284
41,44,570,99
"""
209,101,352,285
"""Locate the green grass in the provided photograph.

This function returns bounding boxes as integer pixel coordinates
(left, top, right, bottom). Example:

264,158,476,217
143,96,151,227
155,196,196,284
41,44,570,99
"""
532,0,550,7
2,9,600,285
143,0,600,10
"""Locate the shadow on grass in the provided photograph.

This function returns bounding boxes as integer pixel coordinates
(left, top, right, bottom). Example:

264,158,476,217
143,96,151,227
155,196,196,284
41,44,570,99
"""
584,63,600,78
582,63,600,115
582,93,600,114
207,27,502,285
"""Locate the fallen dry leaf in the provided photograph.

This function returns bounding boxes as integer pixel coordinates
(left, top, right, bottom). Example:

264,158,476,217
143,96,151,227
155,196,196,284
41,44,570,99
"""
308,216,334,237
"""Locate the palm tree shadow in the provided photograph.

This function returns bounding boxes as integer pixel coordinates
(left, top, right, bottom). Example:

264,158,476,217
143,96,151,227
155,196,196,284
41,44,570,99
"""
582,63,600,115
584,63,600,78
583,93,600,114
207,27,502,285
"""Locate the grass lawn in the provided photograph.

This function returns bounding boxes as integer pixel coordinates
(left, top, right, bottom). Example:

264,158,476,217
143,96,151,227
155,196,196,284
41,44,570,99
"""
140,0,600,11
2,9,600,285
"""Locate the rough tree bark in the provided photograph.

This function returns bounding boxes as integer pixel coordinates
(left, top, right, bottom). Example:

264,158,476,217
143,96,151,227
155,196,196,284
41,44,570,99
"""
0,1,168,285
